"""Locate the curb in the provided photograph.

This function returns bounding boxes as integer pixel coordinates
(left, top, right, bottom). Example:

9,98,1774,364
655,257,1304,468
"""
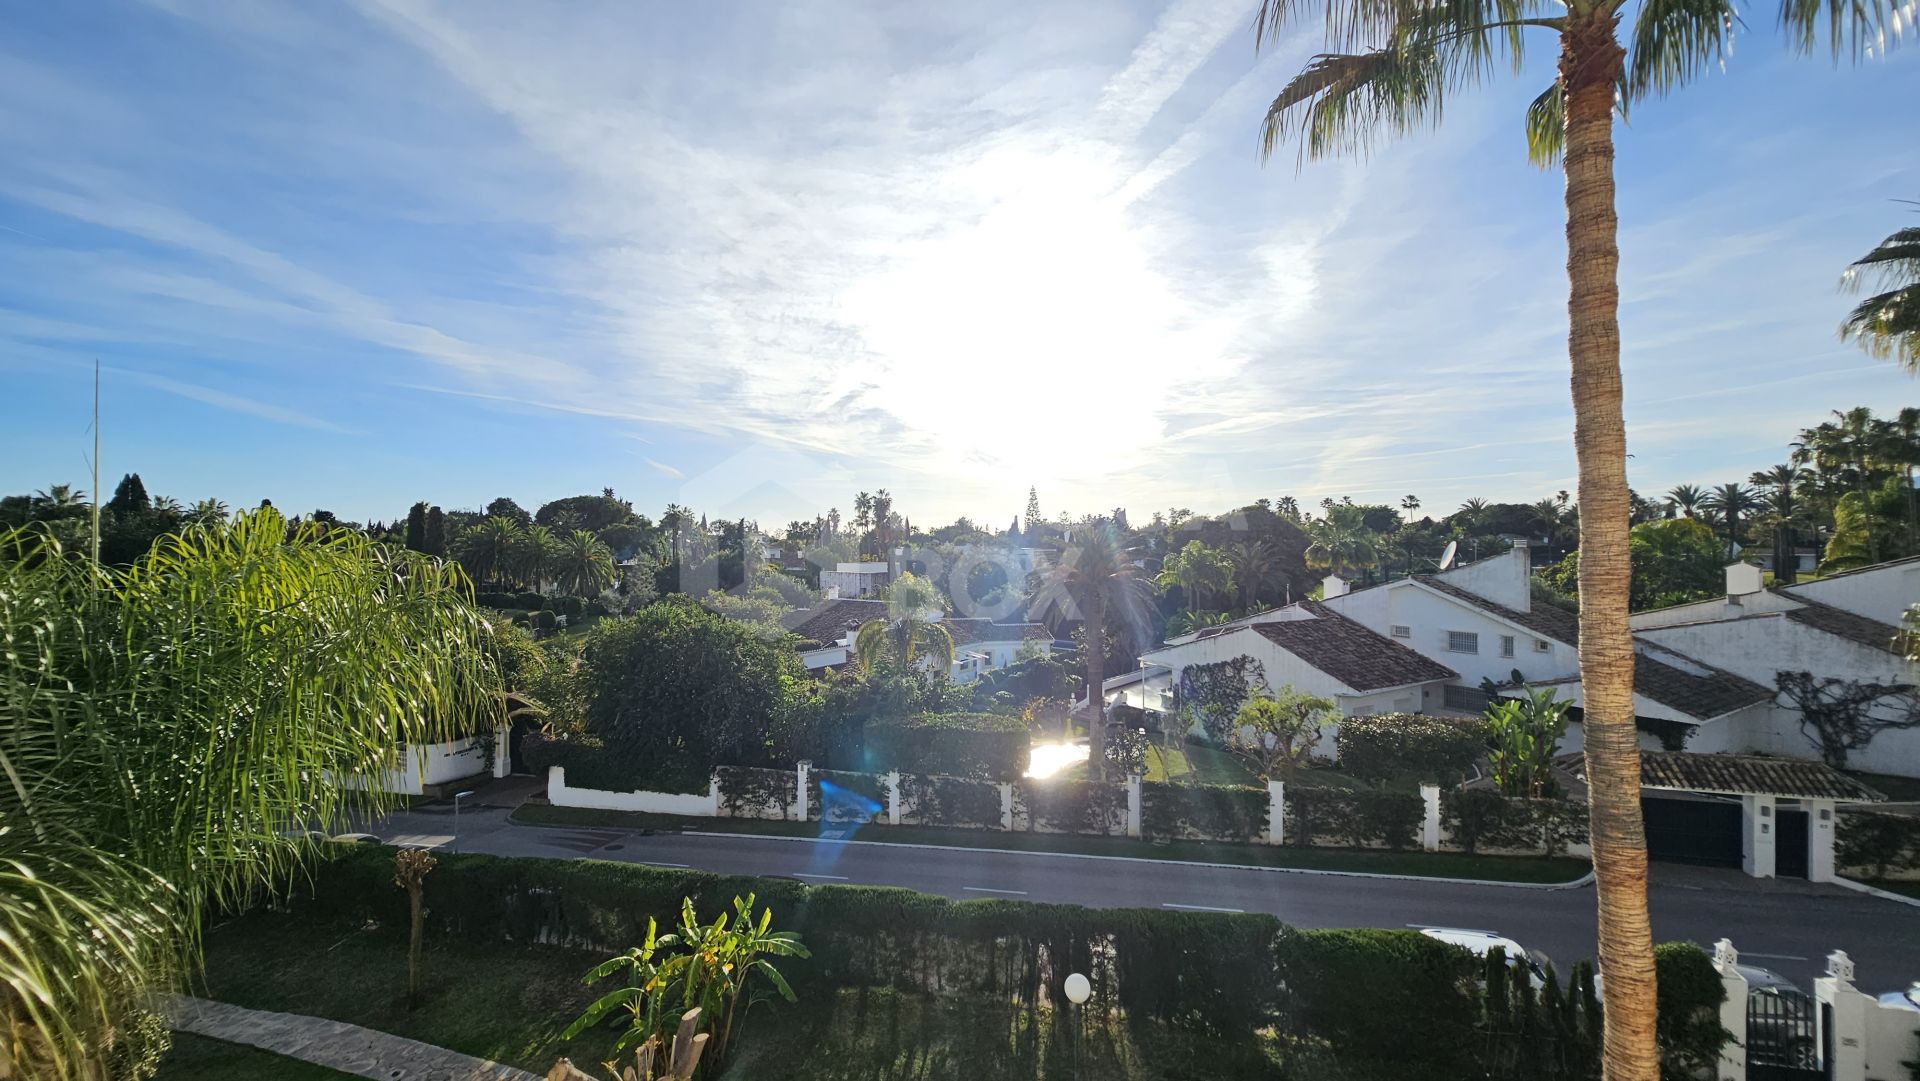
507,812,1594,891
1833,875,1920,909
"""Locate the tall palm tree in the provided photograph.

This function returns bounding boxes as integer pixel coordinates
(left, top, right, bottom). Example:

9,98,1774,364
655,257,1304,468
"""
1157,540,1233,613
31,483,88,516
1255,3,1901,1076
555,530,617,596
1749,464,1803,582
0,510,501,1080
456,516,521,589
516,523,560,591
1700,482,1758,562
1665,484,1706,519
187,497,229,527
1225,538,1280,610
1302,506,1376,580
853,572,953,672
1840,202,1920,371
1031,521,1154,778
660,504,692,570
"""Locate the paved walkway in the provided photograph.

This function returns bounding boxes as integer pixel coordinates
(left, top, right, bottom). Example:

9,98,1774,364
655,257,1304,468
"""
166,996,540,1081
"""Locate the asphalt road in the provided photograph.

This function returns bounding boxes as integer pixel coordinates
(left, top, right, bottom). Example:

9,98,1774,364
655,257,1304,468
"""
372,805,1920,992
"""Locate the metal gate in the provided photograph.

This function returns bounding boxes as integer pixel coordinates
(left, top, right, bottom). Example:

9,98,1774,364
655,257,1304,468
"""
1642,794,1743,867
1747,983,1824,1081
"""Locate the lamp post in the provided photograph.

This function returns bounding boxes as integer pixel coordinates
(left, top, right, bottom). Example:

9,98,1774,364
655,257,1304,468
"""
452,789,474,853
1064,972,1090,1078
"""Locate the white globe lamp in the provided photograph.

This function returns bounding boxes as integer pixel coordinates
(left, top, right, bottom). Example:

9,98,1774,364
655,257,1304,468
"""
1063,972,1091,1005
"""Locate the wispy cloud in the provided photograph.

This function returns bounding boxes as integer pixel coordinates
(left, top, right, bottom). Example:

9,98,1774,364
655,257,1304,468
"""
118,368,357,434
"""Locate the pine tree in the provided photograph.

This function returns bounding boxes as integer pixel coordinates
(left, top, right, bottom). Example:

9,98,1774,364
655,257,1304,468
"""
1024,487,1042,534
424,506,445,556
108,473,150,518
405,502,428,552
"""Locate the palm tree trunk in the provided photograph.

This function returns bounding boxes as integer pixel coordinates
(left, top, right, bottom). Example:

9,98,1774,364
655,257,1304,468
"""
1085,590,1108,779
1562,18,1658,1081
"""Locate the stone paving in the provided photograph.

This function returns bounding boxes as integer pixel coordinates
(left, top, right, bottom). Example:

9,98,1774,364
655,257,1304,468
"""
166,995,541,1081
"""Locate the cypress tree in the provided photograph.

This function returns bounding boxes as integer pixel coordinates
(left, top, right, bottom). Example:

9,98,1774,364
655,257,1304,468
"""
108,473,150,517
405,502,428,552
424,505,445,556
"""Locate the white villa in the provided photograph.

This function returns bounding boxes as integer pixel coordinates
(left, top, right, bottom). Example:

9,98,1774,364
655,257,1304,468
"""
783,597,1053,684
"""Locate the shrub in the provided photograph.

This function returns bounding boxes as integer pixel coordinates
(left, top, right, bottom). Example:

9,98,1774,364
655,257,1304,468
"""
520,733,702,794
1285,787,1423,849
474,590,518,610
533,609,557,631
1336,713,1485,783
898,774,1003,829
717,766,797,818
516,591,546,609
1442,789,1590,856
1139,782,1267,842
1273,928,1481,1076
811,769,887,823
865,712,1029,780
1837,810,1920,879
1017,778,1127,834
553,595,585,618
1654,943,1731,1080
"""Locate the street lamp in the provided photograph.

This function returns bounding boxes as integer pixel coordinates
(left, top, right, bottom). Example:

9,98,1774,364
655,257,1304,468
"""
452,789,475,853
1064,972,1090,1077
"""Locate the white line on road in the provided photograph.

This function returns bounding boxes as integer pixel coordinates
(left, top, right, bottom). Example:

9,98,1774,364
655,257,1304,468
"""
794,873,849,881
1741,951,1809,961
635,860,690,868
1162,903,1244,913
964,886,1028,895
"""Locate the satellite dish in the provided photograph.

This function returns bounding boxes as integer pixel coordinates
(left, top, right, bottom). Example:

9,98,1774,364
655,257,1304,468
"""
1438,540,1458,571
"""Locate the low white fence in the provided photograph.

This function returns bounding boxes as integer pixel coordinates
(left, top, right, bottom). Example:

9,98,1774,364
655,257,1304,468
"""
1711,941,1919,1081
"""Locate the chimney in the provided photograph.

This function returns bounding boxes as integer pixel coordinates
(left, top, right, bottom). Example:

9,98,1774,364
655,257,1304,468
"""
826,584,840,600
1322,574,1349,599
1724,562,1762,601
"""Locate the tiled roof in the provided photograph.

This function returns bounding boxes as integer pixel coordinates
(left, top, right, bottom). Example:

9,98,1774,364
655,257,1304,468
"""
1781,597,1903,655
783,599,888,645
1640,752,1885,802
1251,603,1458,692
1418,577,1581,646
944,618,1052,646
1631,644,1775,721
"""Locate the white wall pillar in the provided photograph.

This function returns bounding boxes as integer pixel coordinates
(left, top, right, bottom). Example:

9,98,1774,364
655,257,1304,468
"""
1742,794,1777,879
1711,940,1749,1081
1125,774,1143,839
886,770,902,825
1420,784,1441,852
1267,781,1285,846
999,782,1014,831
708,773,722,816
794,760,811,821
1807,799,1837,883
1815,951,1868,1081
492,726,511,778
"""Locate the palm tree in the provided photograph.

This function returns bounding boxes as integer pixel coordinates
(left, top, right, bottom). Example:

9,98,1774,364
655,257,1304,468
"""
660,504,692,569
1750,464,1804,583
1665,484,1706,519
187,497,229,527
1302,506,1376,581
1225,538,1280,610
1700,482,1759,562
31,483,88,516
457,516,521,589
1255,2,1901,1075
556,531,617,596
853,572,954,672
1840,202,1920,371
0,509,501,1080
516,523,560,591
1031,521,1154,778
1158,540,1233,613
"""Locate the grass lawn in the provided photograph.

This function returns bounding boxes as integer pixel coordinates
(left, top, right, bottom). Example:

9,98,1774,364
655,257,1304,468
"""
187,912,619,1072
1865,878,1920,901
156,1034,361,1081
513,804,1588,883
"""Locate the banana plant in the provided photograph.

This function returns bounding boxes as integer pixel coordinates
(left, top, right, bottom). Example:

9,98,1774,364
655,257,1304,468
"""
1484,687,1573,798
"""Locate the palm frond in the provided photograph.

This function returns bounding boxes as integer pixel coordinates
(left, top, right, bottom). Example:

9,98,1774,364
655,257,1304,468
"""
1778,0,1913,58
1627,0,1743,97
1257,0,1415,55
1838,285,1920,370
1524,80,1564,165
1841,227,1920,290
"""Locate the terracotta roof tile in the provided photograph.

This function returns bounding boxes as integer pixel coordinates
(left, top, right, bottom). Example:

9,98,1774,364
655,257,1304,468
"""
1780,597,1903,655
783,599,888,645
1640,752,1884,801
1418,577,1581,646
1250,603,1457,692
1631,645,1775,721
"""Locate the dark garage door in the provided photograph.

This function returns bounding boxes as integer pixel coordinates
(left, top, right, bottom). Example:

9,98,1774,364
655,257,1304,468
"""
1642,794,1742,867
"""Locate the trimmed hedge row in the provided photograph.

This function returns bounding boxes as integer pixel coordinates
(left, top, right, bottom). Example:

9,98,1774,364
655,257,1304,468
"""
717,766,796,818
866,712,1029,781
289,846,1723,1077
1285,786,1424,850
1139,781,1268,842
1015,779,1127,834
1335,712,1485,783
1837,810,1920,879
897,774,1003,829
811,769,887,824
1441,788,1590,856
521,733,656,794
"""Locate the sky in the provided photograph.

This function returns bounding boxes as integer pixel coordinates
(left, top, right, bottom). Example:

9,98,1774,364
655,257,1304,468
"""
2,0,1916,531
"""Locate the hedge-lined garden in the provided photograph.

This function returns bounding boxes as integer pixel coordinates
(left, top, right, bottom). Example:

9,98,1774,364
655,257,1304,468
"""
1443,788,1591,856
1139,780,1268,842
1285,787,1426,850
1837,810,1920,881
270,846,1723,1081
865,712,1030,780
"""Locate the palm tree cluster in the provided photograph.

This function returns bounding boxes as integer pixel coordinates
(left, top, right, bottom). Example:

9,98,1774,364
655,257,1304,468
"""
454,515,617,595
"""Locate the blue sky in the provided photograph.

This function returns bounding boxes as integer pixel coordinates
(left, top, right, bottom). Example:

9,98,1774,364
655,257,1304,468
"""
2,0,1915,529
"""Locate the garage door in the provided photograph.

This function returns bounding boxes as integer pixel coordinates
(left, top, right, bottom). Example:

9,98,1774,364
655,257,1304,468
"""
1641,794,1742,867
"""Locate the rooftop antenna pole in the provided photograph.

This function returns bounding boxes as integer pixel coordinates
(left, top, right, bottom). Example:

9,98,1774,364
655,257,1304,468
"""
90,359,101,563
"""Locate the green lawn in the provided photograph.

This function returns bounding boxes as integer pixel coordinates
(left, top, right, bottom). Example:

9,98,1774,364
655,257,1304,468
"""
156,1034,361,1081
186,912,620,1072
513,804,1588,883
1865,878,1920,901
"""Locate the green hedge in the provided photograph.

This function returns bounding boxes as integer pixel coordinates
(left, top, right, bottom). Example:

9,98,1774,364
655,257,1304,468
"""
1139,782,1268,842
897,774,1003,829
1837,810,1920,879
1017,779,1126,834
1442,789,1589,856
866,712,1029,781
717,765,797,818
812,769,888,824
1273,927,1482,1074
521,733,692,794
1335,713,1485,783
1285,787,1424,850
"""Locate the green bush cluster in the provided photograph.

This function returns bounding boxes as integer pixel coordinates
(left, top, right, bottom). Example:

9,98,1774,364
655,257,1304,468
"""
1016,779,1127,834
1442,788,1590,856
897,774,1003,829
475,591,555,611
1285,787,1424,849
716,765,797,817
865,712,1030,781
811,769,888,823
1335,713,1486,783
1138,782,1268,842
521,733,673,793
287,847,1727,1079
1836,810,1920,879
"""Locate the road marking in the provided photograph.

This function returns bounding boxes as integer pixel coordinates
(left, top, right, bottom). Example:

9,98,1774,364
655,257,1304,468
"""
634,860,689,868
1162,903,1243,913
964,886,1028,895
794,873,849,881
1741,951,1809,962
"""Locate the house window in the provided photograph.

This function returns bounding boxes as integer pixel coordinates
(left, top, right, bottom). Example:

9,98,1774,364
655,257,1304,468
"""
1390,624,1411,638
1500,635,1516,658
1533,639,1550,653
1446,631,1479,654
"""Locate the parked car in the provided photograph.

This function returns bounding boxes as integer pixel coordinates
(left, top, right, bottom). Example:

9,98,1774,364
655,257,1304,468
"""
1742,965,1818,1069
1419,927,1550,989
1879,982,1920,1012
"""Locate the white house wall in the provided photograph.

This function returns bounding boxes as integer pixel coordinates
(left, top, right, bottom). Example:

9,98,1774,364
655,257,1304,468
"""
1629,590,1800,631
1143,630,1357,706
1326,582,1577,688
1784,559,1920,626
1430,545,1532,610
